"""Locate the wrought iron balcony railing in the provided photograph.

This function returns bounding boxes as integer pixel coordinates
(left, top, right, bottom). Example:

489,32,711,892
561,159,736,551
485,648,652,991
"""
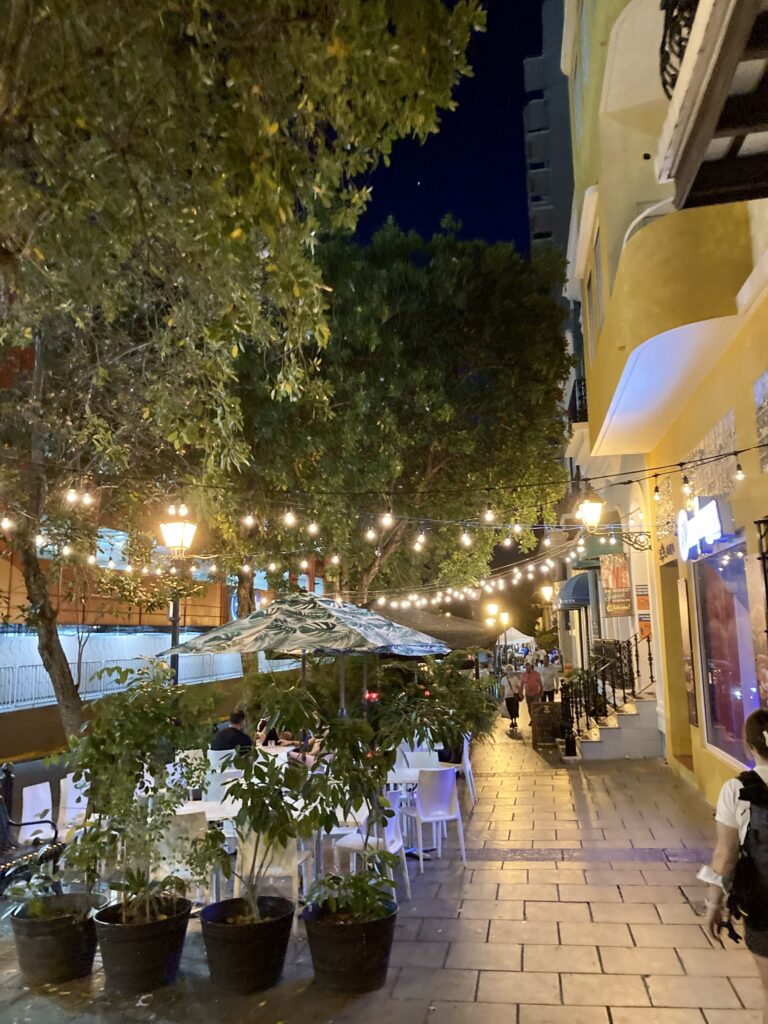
567,377,588,424
660,0,700,98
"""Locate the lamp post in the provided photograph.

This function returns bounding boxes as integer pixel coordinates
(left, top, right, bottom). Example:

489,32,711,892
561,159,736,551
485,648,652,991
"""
159,507,197,683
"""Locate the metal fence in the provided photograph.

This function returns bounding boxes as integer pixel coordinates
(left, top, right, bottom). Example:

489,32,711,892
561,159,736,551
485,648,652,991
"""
0,652,244,714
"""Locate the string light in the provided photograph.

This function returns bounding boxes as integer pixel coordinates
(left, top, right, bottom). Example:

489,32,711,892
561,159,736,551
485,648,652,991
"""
330,554,340,565
653,477,661,502
62,545,72,557
87,554,97,565
241,562,251,574
0,516,13,532
167,504,177,515
125,563,133,573
210,563,217,573
66,488,78,504
268,562,277,572
178,503,189,517
513,522,522,535
283,509,296,527
170,565,177,575
365,525,377,542
307,520,319,536
503,534,512,547
543,530,551,548
483,502,495,523
417,525,427,545
460,525,472,547
376,596,386,606
682,473,692,496
142,565,149,574
381,509,393,528
107,557,116,569
413,540,423,553
35,533,44,547
300,559,309,570
735,462,745,482
242,514,255,528
81,491,94,507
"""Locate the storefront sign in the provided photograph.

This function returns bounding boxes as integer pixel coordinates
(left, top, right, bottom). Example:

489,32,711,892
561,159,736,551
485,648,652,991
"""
600,554,632,617
677,498,724,561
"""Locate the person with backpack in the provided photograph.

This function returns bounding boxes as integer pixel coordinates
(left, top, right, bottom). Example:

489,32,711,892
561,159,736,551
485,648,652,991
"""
702,708,768,999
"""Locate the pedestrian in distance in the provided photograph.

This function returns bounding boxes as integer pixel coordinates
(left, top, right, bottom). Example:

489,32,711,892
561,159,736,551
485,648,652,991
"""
701,708,768,1017
521,662,543,723
539,657,558,703
502,665,521,730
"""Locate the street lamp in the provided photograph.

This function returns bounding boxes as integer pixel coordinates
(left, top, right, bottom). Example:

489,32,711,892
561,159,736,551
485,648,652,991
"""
575,484,605,531
540,584,554,603
159,507,198,683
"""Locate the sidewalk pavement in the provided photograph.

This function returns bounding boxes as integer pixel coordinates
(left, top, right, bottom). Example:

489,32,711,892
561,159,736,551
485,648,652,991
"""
0,717,749,1024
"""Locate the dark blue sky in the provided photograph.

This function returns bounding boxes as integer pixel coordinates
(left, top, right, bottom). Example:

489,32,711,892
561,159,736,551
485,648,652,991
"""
357,0,543,251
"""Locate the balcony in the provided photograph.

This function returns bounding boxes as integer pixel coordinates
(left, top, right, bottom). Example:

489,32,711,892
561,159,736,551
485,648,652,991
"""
567,377,589,424
586,201,752,456
657,0,768,207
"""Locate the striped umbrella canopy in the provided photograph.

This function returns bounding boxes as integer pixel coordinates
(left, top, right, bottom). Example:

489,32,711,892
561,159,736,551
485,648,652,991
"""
161,592,449,658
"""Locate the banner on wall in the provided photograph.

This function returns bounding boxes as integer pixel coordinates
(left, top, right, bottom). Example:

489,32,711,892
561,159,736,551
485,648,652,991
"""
677,577,699,726
600,554,632,617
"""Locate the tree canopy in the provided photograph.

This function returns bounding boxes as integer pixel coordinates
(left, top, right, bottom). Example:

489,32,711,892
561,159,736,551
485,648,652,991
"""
0,1,483,735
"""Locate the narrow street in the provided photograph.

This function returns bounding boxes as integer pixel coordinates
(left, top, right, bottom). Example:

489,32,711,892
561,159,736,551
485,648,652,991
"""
1,720,757,1024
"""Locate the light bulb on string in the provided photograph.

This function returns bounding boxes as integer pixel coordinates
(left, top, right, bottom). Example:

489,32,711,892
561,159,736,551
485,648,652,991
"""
125,563,133,573
300,559,309,570
81,491,94,507
170,565,177,575
735,462,745,482
376,596,386,606
107,557,116,569
87,554,97,565
609,530,617,546
167,504,177,516
543,530,551,548
503,534,512,547
241,563,251,574
65,488,78,505
307,520,319,536
413,541,423,553
653,476,661,502
682,473,692,496
268,561,277,572
417,524,427,545
330,554,340,565
283,509,296,528
380,509,393,528
62,545,72,557
513,522,522,535
460,524,472,547
178,503,189,517
141,565,149,574
599,536,607,545
242,513,255,528
210,563,217,574
365,524,377,542
483,502,495,523
190,564,197,575
35,533,44,547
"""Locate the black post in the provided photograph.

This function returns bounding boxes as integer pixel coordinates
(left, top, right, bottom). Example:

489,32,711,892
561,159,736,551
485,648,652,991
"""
169,593,181,685
0,763,16,852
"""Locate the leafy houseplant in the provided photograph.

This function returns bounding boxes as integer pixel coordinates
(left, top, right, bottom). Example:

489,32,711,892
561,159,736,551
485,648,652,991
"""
64,663,214,992
197,684,325,993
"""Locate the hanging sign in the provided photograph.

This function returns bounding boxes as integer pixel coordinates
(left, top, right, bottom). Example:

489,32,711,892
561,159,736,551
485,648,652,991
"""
600,554,632,617
677,498,730,562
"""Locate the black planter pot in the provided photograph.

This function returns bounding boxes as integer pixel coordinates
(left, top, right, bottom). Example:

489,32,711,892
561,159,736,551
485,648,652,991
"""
302,901,397,993
11,893,106,986
95,897,191,993
200,896,294,993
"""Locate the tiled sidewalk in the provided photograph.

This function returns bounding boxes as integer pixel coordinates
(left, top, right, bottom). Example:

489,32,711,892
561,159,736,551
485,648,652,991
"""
1,718,757,1024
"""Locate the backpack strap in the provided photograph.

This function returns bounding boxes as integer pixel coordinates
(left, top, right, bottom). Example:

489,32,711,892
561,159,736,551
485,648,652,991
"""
738,771,768,808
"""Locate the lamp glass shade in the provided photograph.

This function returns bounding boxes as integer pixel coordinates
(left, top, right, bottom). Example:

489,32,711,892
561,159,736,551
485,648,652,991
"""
159,519,197,552
540,584,554,603
576,495,604,530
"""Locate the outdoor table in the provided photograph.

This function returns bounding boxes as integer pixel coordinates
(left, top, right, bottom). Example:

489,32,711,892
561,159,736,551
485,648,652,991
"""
177,797,241,822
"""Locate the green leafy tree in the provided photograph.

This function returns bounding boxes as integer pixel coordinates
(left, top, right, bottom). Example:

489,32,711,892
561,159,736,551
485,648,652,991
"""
0,2,483,735
208,221,571,603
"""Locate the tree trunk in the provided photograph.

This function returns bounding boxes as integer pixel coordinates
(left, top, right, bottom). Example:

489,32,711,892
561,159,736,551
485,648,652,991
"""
236,570,257,674
356,519,408,604
18,540,84,738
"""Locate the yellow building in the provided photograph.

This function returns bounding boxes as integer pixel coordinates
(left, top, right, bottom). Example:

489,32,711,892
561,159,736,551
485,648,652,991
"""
563,0,768,801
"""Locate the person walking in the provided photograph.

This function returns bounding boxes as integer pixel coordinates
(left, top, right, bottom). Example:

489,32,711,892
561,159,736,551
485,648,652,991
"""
701,709,768,1017
521,662,543,723
502,665,521,730
539,658,558,703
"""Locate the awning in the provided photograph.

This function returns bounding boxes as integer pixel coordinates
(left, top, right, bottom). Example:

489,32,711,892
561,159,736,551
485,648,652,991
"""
554,573,591,611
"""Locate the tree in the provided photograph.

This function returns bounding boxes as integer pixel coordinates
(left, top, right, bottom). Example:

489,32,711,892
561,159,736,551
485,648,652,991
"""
0,2,483,736
202,220,571,603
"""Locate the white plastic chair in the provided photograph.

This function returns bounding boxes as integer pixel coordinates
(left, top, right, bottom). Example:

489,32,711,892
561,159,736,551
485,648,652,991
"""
17,782,56,844
57,773,89,832
462,734,477,807
207,748,236,771
235,833,313,934
402,769,467,873
333,792,411,900
397,746,440,770
157,811,210,903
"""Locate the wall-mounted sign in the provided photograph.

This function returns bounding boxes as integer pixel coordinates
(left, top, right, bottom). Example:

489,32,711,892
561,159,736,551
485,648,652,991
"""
600,554,632,617
677,498,729,562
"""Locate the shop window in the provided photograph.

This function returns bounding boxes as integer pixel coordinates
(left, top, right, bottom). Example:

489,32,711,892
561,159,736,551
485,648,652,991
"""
694,541,758,764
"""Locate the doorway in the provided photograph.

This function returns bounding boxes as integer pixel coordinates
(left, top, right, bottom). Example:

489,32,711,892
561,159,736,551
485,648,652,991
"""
659,560,694,768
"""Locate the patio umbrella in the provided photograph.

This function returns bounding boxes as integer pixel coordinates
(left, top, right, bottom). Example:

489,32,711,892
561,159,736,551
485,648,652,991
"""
161,593,449,712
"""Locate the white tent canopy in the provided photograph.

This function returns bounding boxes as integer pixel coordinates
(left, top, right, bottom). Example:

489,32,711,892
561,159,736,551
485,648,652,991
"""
495,625,534,646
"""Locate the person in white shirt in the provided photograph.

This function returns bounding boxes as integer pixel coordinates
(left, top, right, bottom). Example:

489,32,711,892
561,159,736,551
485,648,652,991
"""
539,659,558,703
701,708,768,1011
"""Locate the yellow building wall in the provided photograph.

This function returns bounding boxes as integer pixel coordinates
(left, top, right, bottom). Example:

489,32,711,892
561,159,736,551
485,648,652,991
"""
649,287,768,806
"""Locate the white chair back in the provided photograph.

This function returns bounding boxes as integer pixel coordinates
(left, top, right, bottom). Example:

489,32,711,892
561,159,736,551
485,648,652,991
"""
156,811,208,880
204,771,234,802
383,791,404,852
403,749,440,771
462,733,477,805
207,748,236,770
234,833,298,894
415,769,458,820
18,782,54,843
58,773,89,830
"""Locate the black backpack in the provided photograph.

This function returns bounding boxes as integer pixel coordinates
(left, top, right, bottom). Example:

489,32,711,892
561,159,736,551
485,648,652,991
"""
728,771,768,931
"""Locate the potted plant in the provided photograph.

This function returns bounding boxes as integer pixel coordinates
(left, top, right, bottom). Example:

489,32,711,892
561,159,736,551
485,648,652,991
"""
5,869,106,986
65,663,213,993
197,686,324,993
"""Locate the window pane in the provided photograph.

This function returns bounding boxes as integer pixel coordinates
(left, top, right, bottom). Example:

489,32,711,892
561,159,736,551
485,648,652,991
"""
694,542,758,763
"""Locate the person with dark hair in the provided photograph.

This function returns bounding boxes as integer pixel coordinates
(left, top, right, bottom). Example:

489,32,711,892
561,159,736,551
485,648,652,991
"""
210,709,253,751
701,707,768,1015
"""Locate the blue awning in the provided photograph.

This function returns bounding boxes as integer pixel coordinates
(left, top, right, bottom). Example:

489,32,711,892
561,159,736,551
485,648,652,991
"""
555,573,591,610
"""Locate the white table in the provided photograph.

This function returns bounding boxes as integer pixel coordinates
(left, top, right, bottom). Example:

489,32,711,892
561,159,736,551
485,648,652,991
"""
387,764,458,787
177,798,241,822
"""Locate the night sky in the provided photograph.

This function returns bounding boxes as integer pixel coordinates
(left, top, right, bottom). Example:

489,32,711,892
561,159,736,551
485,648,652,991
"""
357,0,543,251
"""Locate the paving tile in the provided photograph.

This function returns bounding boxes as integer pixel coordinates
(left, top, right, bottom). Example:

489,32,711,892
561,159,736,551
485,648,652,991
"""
601,947,685,975
729,978,764,1010
646,976,740,1009
563,973,651,1006
612,1011,706,1024
446,942,521,971
439,882,499,900
703,1013,762,1024
587,869,647,885
498,883,558,901
559,883,622,903
389,941,449,968
398,898,460,919
520,1007,610,1024
488,919,559,944
622,886,685,904
524,943,602,973
525,901,591,922
657,904,704,925
528,869,586,885
560,921,634,946
677,949,758,978
427,1002,518,1024
632,925,712,949
592,903,661,924
478,970,561,1004
459,899,523,920
419,918,490,942
392,967,478,1002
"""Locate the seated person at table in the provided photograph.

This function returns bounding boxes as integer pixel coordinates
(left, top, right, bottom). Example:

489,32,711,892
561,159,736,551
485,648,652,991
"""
210,709,253,751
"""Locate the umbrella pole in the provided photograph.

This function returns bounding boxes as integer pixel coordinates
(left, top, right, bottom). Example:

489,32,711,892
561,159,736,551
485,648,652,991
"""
301,651,307,688
362,656,368,715
338,654,347,717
